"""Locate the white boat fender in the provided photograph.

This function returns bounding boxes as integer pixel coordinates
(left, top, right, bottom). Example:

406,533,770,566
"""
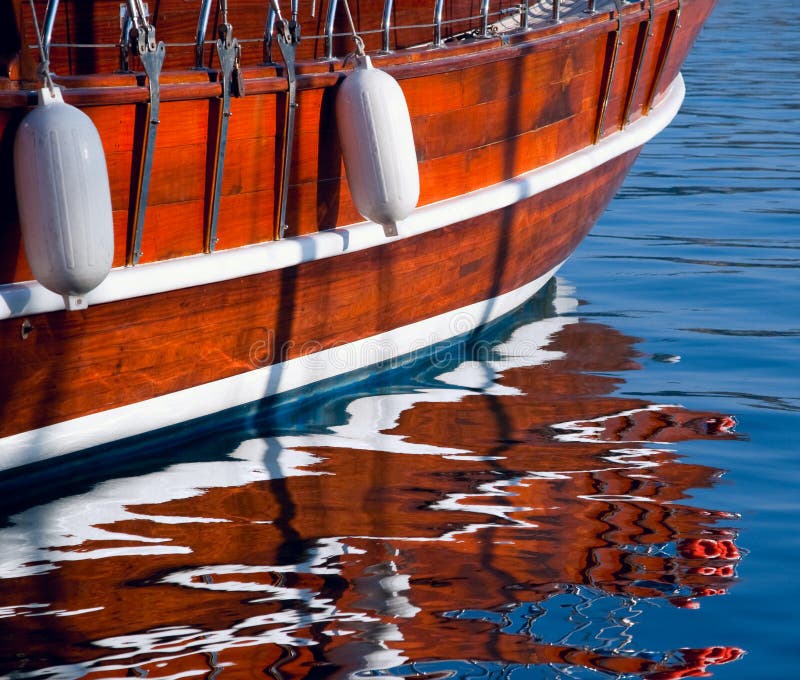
14,87,114,311
335,55,420,237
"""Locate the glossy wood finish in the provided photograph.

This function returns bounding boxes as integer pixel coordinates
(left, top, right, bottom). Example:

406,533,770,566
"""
0,0,716,279
0,0,717,442
0,150,637,438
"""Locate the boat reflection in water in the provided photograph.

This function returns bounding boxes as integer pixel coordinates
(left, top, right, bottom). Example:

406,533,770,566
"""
0,280,744,679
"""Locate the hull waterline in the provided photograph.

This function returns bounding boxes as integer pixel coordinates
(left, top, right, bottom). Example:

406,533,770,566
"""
0,0,717,471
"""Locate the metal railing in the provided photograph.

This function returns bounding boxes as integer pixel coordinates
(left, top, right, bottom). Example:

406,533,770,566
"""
325,0,615,56
38,0,627,64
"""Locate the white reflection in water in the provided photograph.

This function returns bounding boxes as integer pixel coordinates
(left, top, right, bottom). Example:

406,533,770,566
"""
0,443,325,579
0,275,749,679
0,280,582,583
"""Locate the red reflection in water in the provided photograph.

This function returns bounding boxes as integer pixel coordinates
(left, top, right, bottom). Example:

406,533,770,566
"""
0,303,744,678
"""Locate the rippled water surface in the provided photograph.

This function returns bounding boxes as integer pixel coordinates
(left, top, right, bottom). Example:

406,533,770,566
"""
1,0,798,677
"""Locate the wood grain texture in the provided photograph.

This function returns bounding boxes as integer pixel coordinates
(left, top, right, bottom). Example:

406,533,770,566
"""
0,0,715,279
0,0,717,440
0,149,638,437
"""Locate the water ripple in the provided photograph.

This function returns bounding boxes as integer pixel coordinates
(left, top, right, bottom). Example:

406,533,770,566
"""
682,328,800,338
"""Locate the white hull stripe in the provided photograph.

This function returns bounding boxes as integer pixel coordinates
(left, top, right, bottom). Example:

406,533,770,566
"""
0,264,561,469
0,76,685,320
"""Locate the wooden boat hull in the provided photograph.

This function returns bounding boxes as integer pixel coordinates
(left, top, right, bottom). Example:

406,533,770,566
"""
0,0,716,469
0,87,676,466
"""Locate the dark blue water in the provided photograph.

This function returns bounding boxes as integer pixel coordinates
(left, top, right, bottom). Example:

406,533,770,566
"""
1,0,798,677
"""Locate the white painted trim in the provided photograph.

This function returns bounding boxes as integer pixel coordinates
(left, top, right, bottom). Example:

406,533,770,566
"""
0,75,686,468
0,264,561,470
0,75,685,320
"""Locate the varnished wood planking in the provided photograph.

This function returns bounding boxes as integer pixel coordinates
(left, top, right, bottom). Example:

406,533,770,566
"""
0,0,714,283
659,0,716,94
141,37,614,244
0,36,602,272
0,0,717,437
399,31,605,119
626,9,674,121
0,150,639,437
